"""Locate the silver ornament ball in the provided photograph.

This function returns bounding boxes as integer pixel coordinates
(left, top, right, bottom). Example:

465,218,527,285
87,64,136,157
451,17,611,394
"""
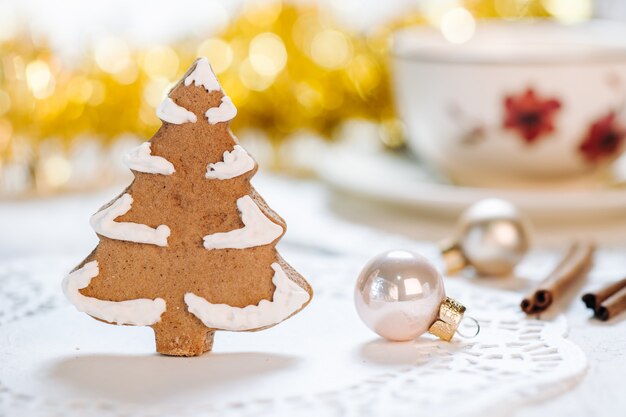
354,250,445,341
455,198,530,276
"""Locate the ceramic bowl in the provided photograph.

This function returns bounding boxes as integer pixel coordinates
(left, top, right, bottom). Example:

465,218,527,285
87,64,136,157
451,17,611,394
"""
392,20,626,188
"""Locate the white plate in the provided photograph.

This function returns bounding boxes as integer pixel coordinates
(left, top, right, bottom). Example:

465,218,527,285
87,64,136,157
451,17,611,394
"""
316,145,626,220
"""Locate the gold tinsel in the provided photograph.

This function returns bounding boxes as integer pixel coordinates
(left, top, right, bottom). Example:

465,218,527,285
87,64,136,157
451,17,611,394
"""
0,2,391,156
206,1,393,140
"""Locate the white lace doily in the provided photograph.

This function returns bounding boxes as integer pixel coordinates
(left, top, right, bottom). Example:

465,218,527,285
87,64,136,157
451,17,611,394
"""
0,246,587,417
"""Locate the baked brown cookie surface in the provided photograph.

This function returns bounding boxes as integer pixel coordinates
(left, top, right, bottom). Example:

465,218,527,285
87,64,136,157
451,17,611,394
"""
63,58,313,356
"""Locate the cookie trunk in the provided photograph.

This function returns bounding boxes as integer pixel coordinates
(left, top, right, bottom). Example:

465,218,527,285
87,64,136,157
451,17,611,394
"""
153,327,215,357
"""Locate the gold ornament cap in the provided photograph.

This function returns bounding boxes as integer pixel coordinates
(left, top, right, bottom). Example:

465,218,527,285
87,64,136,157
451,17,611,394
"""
439,238,467,275
428,297,466,341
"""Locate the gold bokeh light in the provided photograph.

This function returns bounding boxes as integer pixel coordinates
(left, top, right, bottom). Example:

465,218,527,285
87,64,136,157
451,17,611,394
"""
197,38,234,74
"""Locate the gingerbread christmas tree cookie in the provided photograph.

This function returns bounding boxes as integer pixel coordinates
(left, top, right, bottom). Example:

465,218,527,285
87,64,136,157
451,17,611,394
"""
62,58,313,356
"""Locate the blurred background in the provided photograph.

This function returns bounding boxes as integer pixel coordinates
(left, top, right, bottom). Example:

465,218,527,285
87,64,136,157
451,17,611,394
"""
0,0,613,190
2,0,626,257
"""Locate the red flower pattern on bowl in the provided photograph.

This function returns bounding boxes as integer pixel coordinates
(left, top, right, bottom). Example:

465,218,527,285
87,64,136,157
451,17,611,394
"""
579,112,626,163
503,88,562,143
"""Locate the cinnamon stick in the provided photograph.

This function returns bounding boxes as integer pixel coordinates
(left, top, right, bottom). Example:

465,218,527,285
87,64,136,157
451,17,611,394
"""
521,242,595,315
582,277,626,311
596,286,626,321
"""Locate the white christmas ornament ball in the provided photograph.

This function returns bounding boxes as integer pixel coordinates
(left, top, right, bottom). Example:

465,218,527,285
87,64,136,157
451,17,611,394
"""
457,198,530,276
354,250,445,341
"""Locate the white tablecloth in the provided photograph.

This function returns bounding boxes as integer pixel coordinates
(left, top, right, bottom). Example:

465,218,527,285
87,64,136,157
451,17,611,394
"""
2,174,625,417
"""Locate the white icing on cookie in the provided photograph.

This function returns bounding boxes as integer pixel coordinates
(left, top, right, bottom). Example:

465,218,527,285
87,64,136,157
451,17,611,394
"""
203,195,283,250
206,96,237,124
90,193,171,247
205,145,255,180
123,142,175,175
184,262,309,331
62,261,166,326
184,57,221,92
156,97,197,125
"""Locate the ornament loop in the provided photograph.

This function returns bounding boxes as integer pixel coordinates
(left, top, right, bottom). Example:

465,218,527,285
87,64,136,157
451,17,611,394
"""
455,316,481,339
